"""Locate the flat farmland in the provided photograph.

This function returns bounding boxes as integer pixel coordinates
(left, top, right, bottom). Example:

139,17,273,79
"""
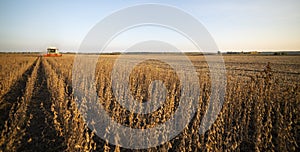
0,54,299,151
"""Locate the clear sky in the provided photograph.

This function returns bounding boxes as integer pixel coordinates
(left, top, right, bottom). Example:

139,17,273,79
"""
0,0,299,52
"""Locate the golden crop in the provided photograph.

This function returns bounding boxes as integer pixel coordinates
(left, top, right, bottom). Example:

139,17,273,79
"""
0,54,299,151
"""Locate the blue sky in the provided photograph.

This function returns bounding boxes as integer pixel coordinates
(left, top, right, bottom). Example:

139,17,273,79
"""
0,0,299,52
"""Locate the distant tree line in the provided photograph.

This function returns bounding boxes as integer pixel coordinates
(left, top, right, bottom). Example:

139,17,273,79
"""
273,52,287,55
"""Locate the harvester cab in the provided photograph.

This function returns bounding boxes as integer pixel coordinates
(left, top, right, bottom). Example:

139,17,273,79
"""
43,47,62,57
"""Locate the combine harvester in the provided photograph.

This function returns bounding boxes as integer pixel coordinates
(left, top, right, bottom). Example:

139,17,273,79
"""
43,47,62,57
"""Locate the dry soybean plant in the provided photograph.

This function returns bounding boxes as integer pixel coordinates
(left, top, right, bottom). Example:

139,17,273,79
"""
0,54,299,151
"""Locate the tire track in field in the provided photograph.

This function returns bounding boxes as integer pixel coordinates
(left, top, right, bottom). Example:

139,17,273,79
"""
0,58,38,132
18,58,66,151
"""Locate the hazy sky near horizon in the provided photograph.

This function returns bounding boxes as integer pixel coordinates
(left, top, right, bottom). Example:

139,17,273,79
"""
0,0,299,52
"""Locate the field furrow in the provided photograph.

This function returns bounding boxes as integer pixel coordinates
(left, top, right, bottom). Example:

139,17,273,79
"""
0,57,40,151
0,55,37,99
0,58,38,133
42,58,97,151
17,58,66,151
